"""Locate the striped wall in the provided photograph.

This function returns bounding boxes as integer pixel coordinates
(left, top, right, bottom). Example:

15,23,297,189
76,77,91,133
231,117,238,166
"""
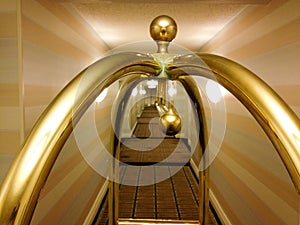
0,0,23,185
21,0,114,223
30,83,118,224
1,0,299,224
30,133,106,225
22,0,108,133
199,0,300,224
1,0,113,224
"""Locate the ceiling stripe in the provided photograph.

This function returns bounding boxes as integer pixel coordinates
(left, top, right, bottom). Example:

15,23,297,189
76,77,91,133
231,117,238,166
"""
199,0,288,52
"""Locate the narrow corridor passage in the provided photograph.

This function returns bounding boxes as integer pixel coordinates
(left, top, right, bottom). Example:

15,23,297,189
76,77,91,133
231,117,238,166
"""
95,106,219,224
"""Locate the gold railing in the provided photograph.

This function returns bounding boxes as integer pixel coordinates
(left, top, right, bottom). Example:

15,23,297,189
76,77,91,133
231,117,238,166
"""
0,15,299,225
0,50,300,225
166,53,300,195
0,51,299,225
0,52,161,225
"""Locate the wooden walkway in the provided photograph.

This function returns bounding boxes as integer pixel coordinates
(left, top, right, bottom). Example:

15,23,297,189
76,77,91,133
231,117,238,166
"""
94,106,219,224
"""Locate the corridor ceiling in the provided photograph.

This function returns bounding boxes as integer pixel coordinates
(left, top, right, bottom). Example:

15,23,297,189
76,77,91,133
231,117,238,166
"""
55,0,272,52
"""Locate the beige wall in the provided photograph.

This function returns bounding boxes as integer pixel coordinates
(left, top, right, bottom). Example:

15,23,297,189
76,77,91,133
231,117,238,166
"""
0,0,299,224
200,0,300,224
0,0,23,184
22,0,114,223
22,0,108,134
1,0,111,223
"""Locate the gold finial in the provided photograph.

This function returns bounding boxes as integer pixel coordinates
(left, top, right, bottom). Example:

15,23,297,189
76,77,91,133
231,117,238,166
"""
160,106,181,136
150,15,177,42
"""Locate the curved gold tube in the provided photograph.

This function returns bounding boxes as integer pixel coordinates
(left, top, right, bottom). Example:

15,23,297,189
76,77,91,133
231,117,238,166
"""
0,52,160,225
159,103,182,136
177,76,209,224
166,53,300,194
154,99,182,136
110,75,146,225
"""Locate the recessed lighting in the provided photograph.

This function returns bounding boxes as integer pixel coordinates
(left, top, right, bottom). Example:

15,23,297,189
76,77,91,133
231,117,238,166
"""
132,87,138,96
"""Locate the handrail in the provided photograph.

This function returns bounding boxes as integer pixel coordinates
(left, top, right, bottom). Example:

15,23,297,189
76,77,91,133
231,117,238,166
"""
177,76,209,224
166,53,300,194
118,218,199,225
110,75,146,224
0,52,160,225
1,51,299,225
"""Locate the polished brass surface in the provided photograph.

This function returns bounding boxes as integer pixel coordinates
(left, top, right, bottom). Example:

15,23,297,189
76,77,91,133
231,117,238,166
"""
111,76,147,225
177,77,209,225
2,13,299,225
0,53,160,225
166,53,300,194
159,104,182,136
154,77,182,136
150,15,177,53
150,15,177,42
118,218,198,225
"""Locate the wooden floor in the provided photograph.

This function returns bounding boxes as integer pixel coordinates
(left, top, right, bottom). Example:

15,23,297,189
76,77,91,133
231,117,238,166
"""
119,166,201,220
94,106,219,225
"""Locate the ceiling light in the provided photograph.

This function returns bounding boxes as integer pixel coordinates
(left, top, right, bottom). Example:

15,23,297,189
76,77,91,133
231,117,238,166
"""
147,79,158,89
132,87,138,96
139,89,146,95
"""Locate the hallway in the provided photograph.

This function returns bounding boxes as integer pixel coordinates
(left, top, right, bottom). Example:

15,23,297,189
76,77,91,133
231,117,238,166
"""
94,106,219,224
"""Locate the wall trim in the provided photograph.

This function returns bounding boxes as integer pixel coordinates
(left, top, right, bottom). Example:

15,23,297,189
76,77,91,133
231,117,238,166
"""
209,189,232,225
83,179,109,225
190,159,232,225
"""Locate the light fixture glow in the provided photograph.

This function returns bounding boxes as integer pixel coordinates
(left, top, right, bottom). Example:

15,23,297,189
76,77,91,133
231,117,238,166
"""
168,81,177,97
205,80,228,103
96,88,108,103
139,85,147,95
132,87,138,96
159,20,169,27
147,79,158,89
139,89,146,95
168,86,177,96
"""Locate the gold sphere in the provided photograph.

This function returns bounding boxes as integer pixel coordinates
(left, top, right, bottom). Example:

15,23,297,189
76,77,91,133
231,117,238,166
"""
150,15,177,42
160,108,181,136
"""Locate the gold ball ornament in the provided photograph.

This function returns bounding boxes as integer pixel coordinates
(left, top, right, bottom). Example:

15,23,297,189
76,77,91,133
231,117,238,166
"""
160,108,181,136
150,15,177,42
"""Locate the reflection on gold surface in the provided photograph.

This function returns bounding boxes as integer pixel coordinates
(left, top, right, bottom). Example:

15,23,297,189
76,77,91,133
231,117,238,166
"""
118,218,198,225
0,53,160,225
178,76,209,225
166,53,300,194
150,15,177,42
1,14,299,225
150,15,177,53
160,104,181,136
